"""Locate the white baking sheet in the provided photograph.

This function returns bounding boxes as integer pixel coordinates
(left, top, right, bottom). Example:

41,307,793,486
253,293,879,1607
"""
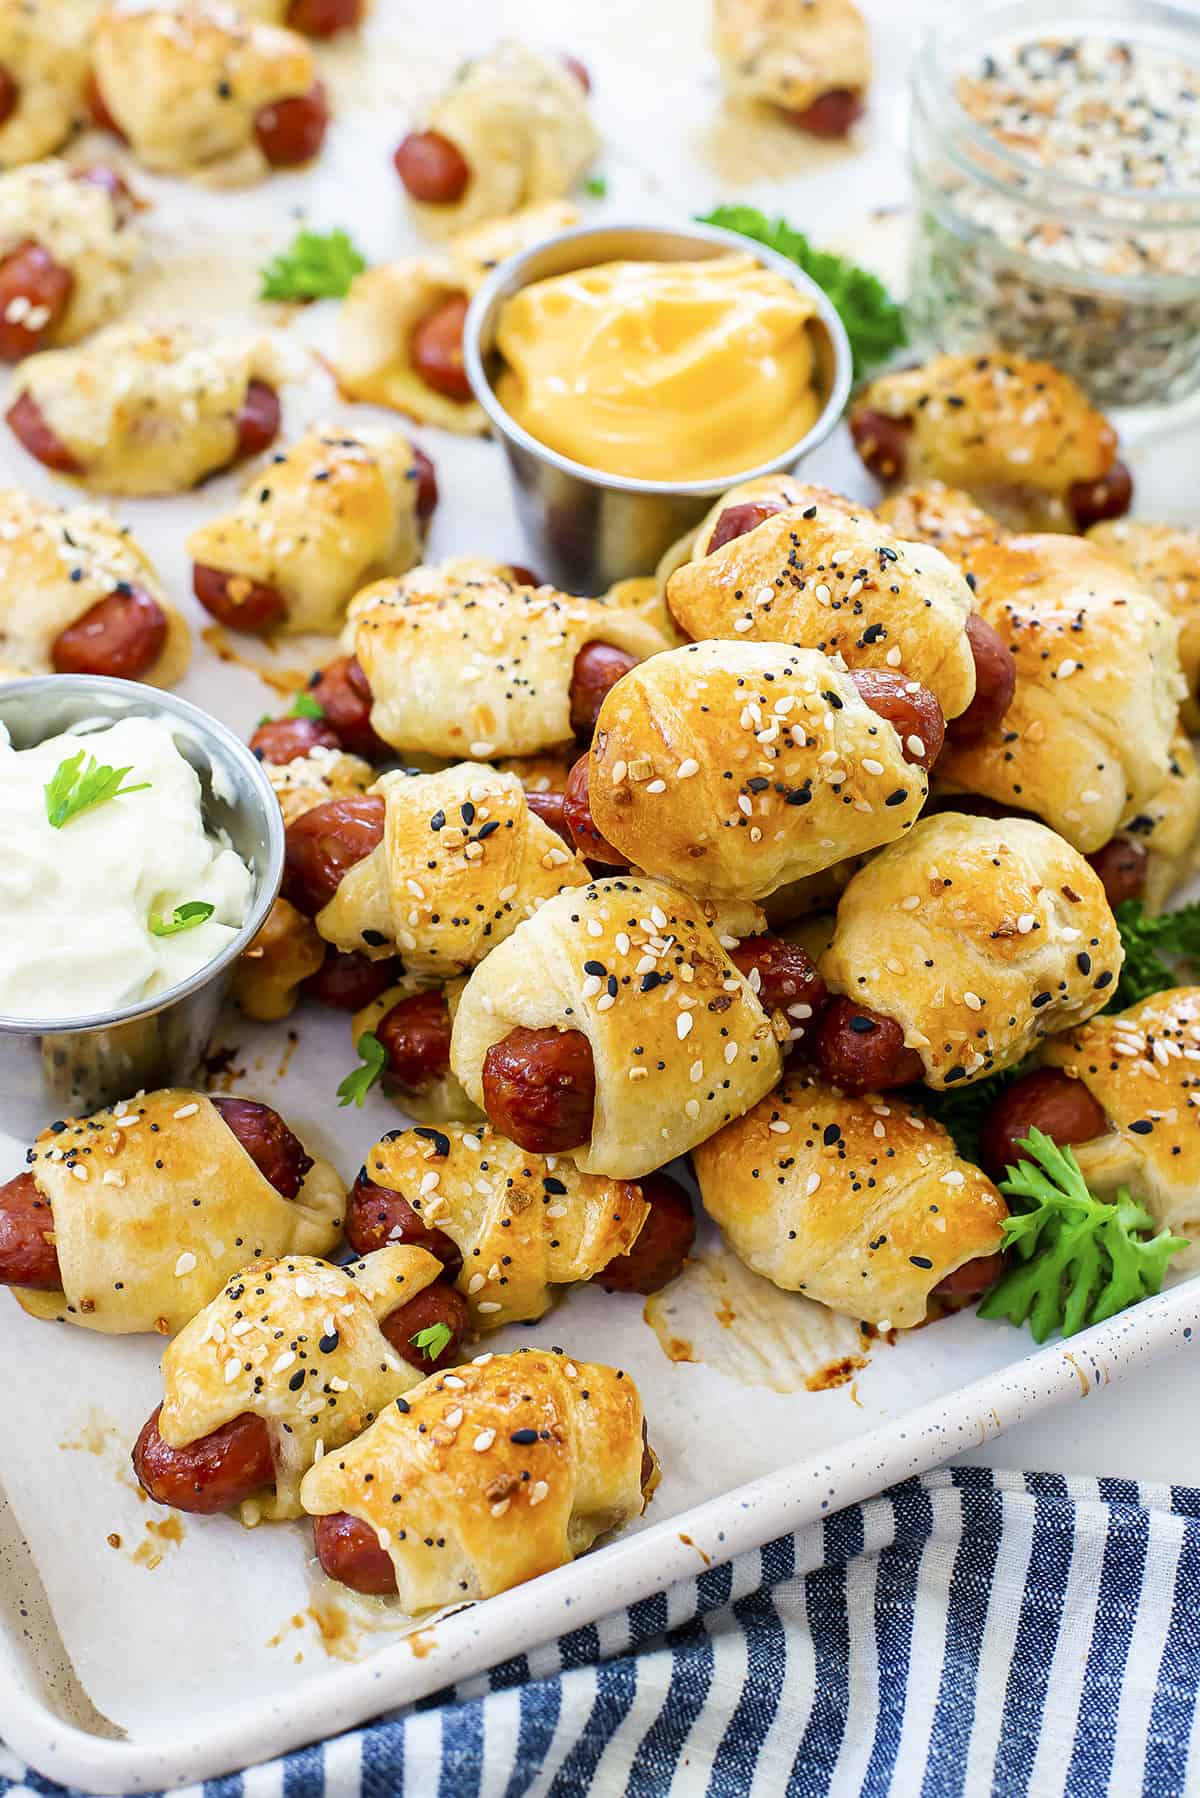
3,0,1200,1788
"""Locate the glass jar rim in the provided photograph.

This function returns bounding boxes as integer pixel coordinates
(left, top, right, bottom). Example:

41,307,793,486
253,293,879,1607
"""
914,0,1200,218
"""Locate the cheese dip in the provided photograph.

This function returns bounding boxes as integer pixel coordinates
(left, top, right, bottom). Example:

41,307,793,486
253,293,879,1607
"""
0,715,252,1020
494,253,821,482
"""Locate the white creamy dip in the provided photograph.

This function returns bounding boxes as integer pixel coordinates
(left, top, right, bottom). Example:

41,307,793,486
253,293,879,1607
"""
0,715,254,1020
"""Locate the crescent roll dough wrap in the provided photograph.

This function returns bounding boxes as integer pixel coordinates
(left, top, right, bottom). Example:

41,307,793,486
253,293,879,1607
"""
187,426,426,634
693,1075,1008,1327
403,43,599,238
451,876,784,1178
344,564,667,759
0,0,96,167
1041,988,1200,1263
1123,729,1200,916
875,484,1002,559
10,321,287,496
13,1090,343,1333
852,353,1122,531
589,642,926,902
92,3,320,184
664,498,977,722
316,762,589,973
655,476,859,592
265,742,375,824
712,0,871,114
0,159,140,348
936,535,1184,853
1087,521,1200,733
335,201,578,431
821,813,1123,1089
0,487,188,683
366,1123,650,1328
301,1349,648,1611
157,1246,448,1521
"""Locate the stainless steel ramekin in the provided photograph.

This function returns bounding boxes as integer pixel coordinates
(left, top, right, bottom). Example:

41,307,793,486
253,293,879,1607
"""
0,677,283,1138
464,219,853,593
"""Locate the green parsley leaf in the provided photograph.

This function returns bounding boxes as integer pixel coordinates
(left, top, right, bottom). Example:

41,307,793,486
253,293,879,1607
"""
410,1322,453,1362
1107,897,1200,1014
336,1031,386,1108
919,1060,1029,1166
259,227,366,302
289,691,325,720
696,203,907,379
44,750,150,830
977,1128,1187,1342
584,174,608,198
149,901,216,938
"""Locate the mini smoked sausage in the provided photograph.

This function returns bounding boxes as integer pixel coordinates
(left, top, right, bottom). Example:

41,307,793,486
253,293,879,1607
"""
6,390,81,473
254,81,329,167
523,789,573,848
313,1510,398,1593
563,752,629,869
848,407,909,483
374,991,454,1094
1068,461,1134,532
344,1168,462,1273
946,615,1016,745
193,564,288,633
302,947,406,1012
286,0,361,34
133,1405,275,1514
0,1171,60,1289
847,669,945,770
393,130,470,204
1086,835,1148,908
308,657,390,763
706,498,786,555
411,444,438,523
51,584,168,680
569,643,640,739
380,1282,469,1373
788,87,864,136
933,1252,1007,1302
210,1096,314,1199
977,1068,1108,1182
249,714,341,764
409,294,471,402
0,243,73,361
481,1025,596,1154
0,66,17,129
728,936,828,1038
234,378,282,461
593,1173,694,1294
813,996,925,1095
282,794,386,916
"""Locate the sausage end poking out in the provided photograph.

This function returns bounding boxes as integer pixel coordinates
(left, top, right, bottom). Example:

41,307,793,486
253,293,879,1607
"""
977,1067,1108,1182
946,614,1016,745
1086,835,1148,909
254,82,330,168
569,642,639,739
728,935,828,1046
0,1170,61,1289
563,752,629,869
594,1174,694,1294
706,499,785,556
393,130,471,204
375,990,453,1094
210,1096,314,1199
282,793,386,916
380,1282,469,1372
234,379,282,462
193,565,288,634
482,1026,596,1153
814,996,925,1095
0,243,73,362
313,1510,399,1593
302,947,406,1011
51,585,168,681
1068,460,1133,532
344,1170,463,1275
410,294,472,402
847,669,945,771
250,714,341,766
6,390,81,473
132,1405,275,1513
309,657,389,763
787,88,865,137
849,406,908,484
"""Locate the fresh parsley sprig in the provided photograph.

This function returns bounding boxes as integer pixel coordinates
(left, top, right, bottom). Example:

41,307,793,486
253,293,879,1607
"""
978,1129,1187,1342
336,1031,386,1107
150,901,215,938
44,750,150,830
289,691,325,720
259,227,366,302
1107,898,1200,1014
697,203,907,379
410,1322,453,1362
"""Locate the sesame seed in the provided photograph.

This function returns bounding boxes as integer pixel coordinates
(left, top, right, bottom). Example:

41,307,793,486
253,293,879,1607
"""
862,758,885,776
468,1273,485,1294
1017,914,1037,934
677,759,699,779
734,617,754,632
963,991,983,1011
529,1480,550,1506
444,1407,463,1428
886,647,902,666
174,1251,197,1277
173,1103,199,1119
685,1099,700,1119
677,1013,693,1040
491,1498,511,1517
805,1172,821,1195
478,1301,502,1313
473,1429,496,1452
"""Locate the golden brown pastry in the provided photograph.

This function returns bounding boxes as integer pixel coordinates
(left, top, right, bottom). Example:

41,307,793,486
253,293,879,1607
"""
395,44,598,237
655,475,858,592
1087,521,1200,732
8,320,287,495
364,1123,650,1328
0,159,140,350
1122,729,1200,916
91,3,326,184
451,875,784,1178
265,742,375,825
664,495,978,723
335,200,578,431
588,642,929,902
694,1074,1008,1326
0,0,96,167
849,353,1131,533
936,535,1184,853
711,0,872,133
187,426,428,635
875,483,1001,559
152,1246,452,1520
820,812,1123,1089
0,487,188,683
301,1349,649,1609
3,1089,343,1333
1042,988,1200,1260
315,762,589,973
343,563,666,760
231,897,323,1021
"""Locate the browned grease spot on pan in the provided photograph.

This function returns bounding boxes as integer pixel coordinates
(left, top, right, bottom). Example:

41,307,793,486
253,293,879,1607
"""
643,1249,869,1391
1063,1352,1091,1396
678,1533,712,1566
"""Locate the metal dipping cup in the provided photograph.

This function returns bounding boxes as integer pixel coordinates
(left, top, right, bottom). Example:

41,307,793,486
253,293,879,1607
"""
0,677,284,1138
464,218,853,593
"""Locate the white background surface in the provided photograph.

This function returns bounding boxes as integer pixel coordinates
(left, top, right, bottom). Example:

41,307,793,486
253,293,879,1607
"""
1,0,1199,1784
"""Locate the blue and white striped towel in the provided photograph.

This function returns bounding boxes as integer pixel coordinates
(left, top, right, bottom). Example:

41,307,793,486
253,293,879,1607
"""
3,1465,1198,1798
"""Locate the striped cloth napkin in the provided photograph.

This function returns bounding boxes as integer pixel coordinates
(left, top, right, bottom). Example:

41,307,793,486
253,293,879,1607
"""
3,1464,1197,1798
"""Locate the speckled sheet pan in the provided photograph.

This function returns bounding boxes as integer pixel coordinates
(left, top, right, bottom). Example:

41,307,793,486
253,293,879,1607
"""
1,1,1199,1789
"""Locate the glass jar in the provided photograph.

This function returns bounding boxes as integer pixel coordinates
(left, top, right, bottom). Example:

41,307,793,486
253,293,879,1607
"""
908,0,1200,406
